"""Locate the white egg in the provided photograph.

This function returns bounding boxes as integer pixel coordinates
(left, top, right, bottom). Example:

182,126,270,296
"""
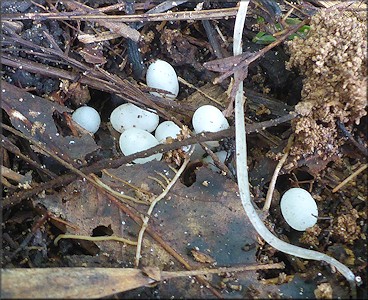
202,150,227,172
192,105,229,148
72,106,101,134
110,103,159,133
192,105,229,134
146,59,179,99
280,188,318,231
155,121,181,142
119,128,162,164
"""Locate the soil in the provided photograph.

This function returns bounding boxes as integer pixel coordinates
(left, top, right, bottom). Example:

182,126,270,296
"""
1,1,367,299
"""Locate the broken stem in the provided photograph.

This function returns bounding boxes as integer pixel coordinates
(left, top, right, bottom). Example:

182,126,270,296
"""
233,1,358,297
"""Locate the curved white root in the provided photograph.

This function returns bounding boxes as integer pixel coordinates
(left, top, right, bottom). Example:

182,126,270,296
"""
233,1,358,297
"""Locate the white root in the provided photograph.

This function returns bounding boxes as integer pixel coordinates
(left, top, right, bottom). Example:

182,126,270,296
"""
232,1,358,296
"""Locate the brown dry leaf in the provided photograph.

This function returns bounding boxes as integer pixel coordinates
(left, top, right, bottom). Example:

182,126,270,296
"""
35,160,263,297
34,178,139,260
191,249,215,264
101,161,259,266
1,81,99,164
1,267,155,299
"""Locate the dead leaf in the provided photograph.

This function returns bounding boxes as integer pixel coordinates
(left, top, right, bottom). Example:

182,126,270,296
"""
1,81,99,164
35,178,139,260
1,268,155,299
191,249,215,264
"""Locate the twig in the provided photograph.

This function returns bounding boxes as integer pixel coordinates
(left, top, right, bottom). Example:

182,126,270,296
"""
135,147,194,267
54,234,137,246
64,1,140,42
90,174,149,205
262,134,294,212
159,262,285,279
102,169,153,196
332,164,368,193
337,120,368,156
135,0,189,30
1,7,239,23
202,19,224,59
232,1,359,297
1,166,28,184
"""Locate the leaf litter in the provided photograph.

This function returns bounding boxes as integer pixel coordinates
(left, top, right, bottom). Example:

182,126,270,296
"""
1,1,367,299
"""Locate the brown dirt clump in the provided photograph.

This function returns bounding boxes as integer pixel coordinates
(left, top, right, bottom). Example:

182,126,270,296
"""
331,208,362,245
286,9,367,160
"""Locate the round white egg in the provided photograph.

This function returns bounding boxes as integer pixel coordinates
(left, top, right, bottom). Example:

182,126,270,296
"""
202,150,227,172
72,106,101,134
110,103,159,133
280,188,318,231
119,128,162,164
192,105,229,134
146,59,179,99
155,121,181,142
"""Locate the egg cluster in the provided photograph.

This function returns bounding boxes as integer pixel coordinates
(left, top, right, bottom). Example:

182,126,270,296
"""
72,59,229,166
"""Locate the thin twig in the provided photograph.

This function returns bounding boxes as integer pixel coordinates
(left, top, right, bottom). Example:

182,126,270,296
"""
262,134,294,212
332,164,368,193
135,147,194,267
1,7,239,22
53,234,138,246
64,1,141,42
337,120,368,156
202,19,224,59
102,169,153,196
90,174,149,205
160,262,285,279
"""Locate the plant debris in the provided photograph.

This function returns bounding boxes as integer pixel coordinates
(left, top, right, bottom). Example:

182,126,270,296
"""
1,1,367,299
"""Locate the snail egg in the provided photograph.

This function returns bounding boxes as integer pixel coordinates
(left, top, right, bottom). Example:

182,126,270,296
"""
72,106,101,134
202,151,227,172
110,103,159,133
192,105,229,134
146,59,179,100
119,128,162,164
155,121,191,152
192,105,229,148
280,188,318,231
155,121,181,143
